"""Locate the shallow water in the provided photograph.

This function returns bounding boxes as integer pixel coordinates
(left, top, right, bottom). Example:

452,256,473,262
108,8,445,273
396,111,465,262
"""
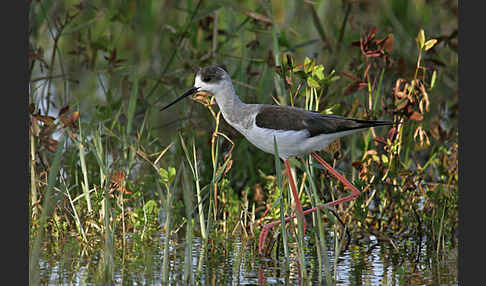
37,229,457,285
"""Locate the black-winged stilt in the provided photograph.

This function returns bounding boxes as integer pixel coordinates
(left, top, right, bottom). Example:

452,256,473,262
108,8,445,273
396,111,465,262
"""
161,66,399,253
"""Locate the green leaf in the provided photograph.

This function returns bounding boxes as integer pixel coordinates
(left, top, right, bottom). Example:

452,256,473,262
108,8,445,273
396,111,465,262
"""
424,39,437,51
328,70,340,82
304,57,314,74
212,157,231,184
430,70,437,89
307,77,320,88
381,154,389,164
159,168,168,180
312,65,325,81
144,200,158,214
168,167,176,181
159,167,176,184
416,29,425,50
292,65,303,73
272,196,281,209
322,103,340,114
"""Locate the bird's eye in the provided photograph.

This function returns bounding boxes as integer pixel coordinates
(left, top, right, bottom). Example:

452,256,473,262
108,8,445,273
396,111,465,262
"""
202,75,212,83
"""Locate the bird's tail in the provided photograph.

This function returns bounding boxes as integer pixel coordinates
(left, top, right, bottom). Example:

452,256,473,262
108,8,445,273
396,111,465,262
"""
356,118,406,128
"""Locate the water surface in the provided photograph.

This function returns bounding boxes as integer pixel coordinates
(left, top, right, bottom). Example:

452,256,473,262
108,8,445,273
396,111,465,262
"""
38,230,458,285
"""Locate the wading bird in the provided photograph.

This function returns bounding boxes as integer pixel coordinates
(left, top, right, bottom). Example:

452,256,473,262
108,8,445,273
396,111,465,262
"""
161,66,398,254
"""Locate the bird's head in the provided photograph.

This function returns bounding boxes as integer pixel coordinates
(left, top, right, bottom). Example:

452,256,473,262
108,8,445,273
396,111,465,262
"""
160,66,232,111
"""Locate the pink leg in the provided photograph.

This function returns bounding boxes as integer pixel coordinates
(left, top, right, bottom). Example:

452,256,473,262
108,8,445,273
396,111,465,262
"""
310,152,361,205
284,159,307,239
284,159,305,222
258,152,361,254
257,160,305,254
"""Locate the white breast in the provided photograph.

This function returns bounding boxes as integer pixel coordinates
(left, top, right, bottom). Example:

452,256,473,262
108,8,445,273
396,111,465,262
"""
227,117,310,160
231,119,362,160
221,104,363,160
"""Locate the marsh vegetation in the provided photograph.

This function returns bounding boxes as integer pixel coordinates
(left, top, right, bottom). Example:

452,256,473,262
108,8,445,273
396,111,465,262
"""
29,0,458,284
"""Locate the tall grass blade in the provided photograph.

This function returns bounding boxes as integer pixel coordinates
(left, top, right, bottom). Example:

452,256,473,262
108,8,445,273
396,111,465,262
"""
309,4,333,53
77,122,92,212
436,204,447,258
210,135,221,223
305,157,333,284
126,76,138,137
273,136,289,259
180,134,208,240
372,68,385,112
161,165,182,284
30,132,38,217
192,141,207,240
101,176,114,284
91,125,117,275
88,124,115,283
265,0,285,101
212,155,232,184
196,241,207,282
63,181,88,243
181,161,194,284
29,136,66,286
92,124,107,188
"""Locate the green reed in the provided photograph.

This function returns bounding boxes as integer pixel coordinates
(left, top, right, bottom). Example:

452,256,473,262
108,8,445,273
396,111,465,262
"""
304,157,333,284
30,136,66,286
179,135,208,240
181,161,194,284
273,136,289,259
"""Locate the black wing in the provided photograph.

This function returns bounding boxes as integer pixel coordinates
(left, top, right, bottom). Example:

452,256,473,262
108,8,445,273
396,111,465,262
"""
255,105,394,137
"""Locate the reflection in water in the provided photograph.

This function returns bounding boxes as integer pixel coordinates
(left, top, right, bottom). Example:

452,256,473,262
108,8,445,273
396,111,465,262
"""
37,231,457,285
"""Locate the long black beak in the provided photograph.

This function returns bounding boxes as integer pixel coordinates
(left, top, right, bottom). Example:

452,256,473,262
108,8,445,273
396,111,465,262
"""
160,86,200,111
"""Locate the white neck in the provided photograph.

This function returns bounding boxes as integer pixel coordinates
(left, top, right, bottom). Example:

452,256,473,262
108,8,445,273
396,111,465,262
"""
213,81,245,123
